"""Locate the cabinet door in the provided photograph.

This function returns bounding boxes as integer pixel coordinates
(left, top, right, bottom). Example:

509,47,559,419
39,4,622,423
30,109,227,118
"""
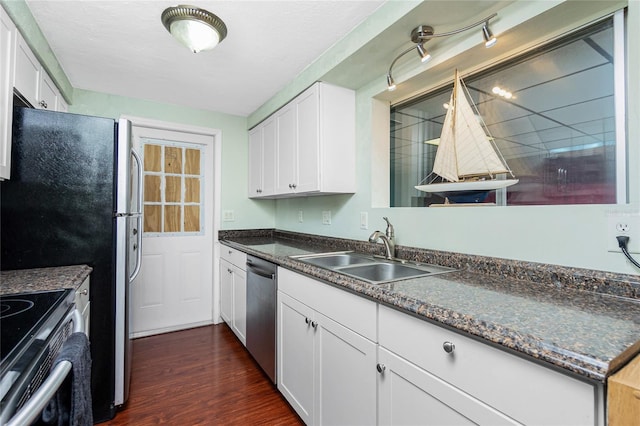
295,83,320,193
248,126,263,197
38,72,57,110
378,347,518,426
14,32,40,107
278,291,315,425
276,103,296,193
0,7,16,180
232,266,246,345
261,117,277,196
220,259,233,324
315,311,376,426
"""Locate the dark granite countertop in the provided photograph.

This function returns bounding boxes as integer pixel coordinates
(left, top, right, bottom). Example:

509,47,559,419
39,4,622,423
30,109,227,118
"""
220,230,640,383
1,265,93,295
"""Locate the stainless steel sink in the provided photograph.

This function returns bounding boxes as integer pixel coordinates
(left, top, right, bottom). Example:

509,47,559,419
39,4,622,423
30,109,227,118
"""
338,263,431,282
294,252,457,284
298,253,373,268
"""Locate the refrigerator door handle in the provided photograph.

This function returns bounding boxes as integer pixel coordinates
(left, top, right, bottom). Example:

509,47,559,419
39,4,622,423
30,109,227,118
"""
130,148,143,282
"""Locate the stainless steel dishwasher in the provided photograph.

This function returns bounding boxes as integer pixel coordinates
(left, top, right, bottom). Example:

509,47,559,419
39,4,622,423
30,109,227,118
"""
245,255,277,383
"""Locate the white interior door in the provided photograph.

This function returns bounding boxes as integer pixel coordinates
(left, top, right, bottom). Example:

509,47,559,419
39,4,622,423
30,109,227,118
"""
130,123,216,337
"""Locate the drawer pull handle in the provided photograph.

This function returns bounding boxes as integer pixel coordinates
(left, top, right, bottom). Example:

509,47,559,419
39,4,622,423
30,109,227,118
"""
376,363,386,374
443,341,455,354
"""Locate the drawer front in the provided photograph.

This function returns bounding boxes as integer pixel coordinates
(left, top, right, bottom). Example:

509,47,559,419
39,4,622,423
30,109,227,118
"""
278,267,377,341
220,245,247,269
379,305,598,425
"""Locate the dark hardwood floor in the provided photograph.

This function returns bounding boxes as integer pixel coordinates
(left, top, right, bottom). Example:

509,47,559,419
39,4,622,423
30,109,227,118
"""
103,324,302,425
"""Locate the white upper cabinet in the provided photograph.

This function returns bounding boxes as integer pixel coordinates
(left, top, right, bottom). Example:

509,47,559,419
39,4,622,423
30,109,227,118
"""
248,116,276,197
0,6,17,180
14,31,40,107
0,9,70,180
248,81,355,198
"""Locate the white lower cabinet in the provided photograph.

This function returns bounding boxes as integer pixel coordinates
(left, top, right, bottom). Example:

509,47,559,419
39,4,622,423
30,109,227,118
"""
74,277,91,337
277,268,377,425
377,347,517,425
378,305,604,426
220,247,247,345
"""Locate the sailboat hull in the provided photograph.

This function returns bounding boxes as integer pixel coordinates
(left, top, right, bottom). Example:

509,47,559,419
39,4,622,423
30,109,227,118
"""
414,178,519,193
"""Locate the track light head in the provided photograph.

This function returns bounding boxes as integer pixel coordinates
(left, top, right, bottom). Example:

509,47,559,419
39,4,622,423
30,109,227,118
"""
386,74,396,91
482,23,497,48
416,43,431,63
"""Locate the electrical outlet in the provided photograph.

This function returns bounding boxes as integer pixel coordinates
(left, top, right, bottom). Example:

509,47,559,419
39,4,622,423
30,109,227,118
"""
360,212,368,230
606,212,640,253
322,211,332,225
298,210,304,223
222,210,235,221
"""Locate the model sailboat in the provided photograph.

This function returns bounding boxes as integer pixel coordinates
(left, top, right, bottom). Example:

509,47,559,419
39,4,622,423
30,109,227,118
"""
415,70,518,203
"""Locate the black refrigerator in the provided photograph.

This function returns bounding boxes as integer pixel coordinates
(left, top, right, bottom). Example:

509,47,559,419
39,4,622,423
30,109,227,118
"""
0,107,142,422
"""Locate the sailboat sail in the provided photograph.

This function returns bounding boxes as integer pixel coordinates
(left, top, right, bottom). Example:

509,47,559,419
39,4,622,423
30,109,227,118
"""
416,70,518,198
432,70,509,182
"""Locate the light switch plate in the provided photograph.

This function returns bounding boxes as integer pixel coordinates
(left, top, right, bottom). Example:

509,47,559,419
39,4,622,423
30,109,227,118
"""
322,211,332,225
360,212,368,229
223,210,235,222
298,210,304,223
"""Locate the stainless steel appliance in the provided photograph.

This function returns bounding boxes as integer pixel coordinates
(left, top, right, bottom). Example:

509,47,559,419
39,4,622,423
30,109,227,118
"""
0,289,84,425
245,255,277,383
0,107,142,421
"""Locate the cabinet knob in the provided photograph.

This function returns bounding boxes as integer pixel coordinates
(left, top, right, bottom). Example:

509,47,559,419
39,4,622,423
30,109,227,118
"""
292,183,297,189
81,289,88,295
443,341,455,354
376,363,386,374
227,268,232,273
39,100,48,109
305,317,310,325
311,321,318,329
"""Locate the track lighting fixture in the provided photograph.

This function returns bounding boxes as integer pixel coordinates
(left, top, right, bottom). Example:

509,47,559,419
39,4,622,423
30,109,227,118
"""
386,13,498,91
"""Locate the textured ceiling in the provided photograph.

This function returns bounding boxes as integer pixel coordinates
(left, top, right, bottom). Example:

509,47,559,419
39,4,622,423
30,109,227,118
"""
25,0,385,117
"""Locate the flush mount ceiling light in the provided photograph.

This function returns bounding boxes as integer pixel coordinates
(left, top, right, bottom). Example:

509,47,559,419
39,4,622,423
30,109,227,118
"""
161,5,228,53
386,13,498,91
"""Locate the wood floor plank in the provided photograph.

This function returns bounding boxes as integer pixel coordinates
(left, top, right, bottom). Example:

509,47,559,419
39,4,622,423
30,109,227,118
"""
103,324,302,425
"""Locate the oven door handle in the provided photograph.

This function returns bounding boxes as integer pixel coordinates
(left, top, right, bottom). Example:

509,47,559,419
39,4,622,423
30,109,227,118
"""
5,308,84,426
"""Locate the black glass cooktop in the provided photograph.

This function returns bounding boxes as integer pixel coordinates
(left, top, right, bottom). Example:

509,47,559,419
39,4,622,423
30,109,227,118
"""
0,289,71,365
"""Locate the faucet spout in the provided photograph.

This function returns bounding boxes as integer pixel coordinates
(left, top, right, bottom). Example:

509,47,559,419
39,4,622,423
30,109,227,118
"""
368,230,395,260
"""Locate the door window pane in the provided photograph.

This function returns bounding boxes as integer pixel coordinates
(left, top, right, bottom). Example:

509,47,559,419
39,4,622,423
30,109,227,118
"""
390,18,620,207
142,140,204,234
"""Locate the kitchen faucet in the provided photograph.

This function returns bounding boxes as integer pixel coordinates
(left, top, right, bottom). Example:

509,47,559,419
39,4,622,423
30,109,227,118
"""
369,217,395,260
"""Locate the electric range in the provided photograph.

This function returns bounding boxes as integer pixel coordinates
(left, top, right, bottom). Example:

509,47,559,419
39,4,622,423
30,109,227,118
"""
0,289,75,422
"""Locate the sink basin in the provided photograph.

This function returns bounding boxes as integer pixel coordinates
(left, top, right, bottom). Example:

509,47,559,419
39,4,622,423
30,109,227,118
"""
338,263,433,283
299,253,373,268
294,252,457,284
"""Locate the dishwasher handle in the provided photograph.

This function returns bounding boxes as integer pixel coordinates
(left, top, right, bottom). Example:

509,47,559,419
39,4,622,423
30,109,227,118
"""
246,261,276,279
